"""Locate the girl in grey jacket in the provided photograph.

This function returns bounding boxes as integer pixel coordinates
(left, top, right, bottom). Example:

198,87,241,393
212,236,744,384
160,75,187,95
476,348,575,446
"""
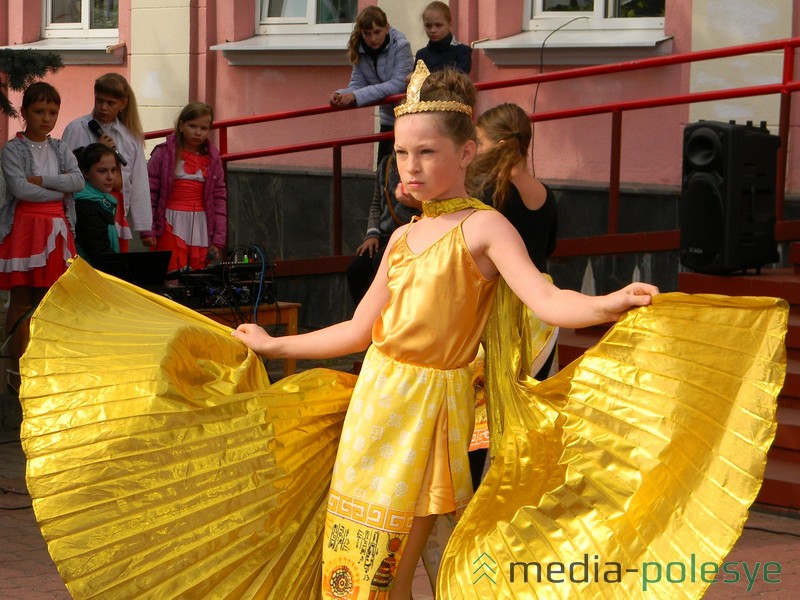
0,81,83,391
330,5,414,164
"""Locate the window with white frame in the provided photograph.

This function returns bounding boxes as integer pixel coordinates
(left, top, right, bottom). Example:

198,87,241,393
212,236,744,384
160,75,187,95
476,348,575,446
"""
260,0,357,34
44,0,119,38
529,0,665,28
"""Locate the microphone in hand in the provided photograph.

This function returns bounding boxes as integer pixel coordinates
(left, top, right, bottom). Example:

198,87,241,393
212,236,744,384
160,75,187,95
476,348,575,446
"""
87,119,128,166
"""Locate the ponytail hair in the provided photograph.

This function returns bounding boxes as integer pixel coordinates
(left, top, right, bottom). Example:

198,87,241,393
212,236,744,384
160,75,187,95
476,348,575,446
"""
348,5,389,64
94,73,144,141
470,103,532,210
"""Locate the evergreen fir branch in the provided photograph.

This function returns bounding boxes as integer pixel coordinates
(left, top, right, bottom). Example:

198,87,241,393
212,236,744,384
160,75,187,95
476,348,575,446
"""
0,49,63,117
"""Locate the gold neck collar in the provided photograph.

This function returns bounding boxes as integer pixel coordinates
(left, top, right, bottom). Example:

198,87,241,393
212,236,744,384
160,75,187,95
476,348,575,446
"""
421,197,493,217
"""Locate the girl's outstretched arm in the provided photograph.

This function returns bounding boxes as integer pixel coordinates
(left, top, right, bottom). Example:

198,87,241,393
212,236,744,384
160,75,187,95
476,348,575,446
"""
472,212,658,328
232,225,406,359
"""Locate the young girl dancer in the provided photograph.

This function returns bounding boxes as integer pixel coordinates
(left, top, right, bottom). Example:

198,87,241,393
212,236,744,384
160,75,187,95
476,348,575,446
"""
18,65,786,600
0,81,83,390
233,63,658,598
141,102,227,272
330,5,414,164
415,1,472,74
73,143,120,264
62,72,151,249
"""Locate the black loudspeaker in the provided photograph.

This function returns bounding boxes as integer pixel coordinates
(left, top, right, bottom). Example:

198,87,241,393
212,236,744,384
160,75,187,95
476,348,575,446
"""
679,120,780,274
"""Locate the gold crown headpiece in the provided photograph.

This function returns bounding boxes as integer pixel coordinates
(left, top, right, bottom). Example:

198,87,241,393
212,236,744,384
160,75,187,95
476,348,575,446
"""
394,61,473,118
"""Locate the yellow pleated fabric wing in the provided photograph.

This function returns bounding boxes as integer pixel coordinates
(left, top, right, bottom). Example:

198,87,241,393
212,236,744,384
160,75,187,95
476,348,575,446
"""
20,259,788,600
437,288,787,599
21,258,355,599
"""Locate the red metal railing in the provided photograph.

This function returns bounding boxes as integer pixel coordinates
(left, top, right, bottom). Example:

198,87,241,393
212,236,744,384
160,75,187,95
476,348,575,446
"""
145,37,800,274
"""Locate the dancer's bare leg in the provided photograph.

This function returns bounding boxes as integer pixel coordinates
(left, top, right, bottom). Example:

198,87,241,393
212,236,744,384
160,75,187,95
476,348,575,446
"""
390,514,438,599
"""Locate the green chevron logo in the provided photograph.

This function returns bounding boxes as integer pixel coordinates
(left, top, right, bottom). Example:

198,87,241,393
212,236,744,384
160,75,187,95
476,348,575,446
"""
472,552,498,585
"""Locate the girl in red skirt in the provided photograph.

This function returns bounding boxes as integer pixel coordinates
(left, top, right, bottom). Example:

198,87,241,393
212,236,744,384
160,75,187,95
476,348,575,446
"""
141,102,227,272
0,82,83,390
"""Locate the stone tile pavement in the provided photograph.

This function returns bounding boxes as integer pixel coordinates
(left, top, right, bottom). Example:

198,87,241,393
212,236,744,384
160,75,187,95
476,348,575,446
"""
2,417,798,599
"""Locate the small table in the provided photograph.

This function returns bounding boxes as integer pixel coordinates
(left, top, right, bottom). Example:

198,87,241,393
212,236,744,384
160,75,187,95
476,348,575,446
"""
198,301,301,377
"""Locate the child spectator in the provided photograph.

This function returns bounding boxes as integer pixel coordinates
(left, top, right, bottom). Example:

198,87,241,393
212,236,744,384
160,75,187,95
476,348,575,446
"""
415,1,472,74
330,5,414,164
0,81,83,391
472,102,557,274
141,102,226,272
73,143,120,264
466,102,560,493
62,72,152,250
347,153,421,305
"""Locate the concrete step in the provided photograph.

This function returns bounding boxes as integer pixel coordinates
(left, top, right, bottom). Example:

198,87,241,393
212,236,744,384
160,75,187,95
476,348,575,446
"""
679,268,800,304
556,326,609,369
781,361,800,406
788,242,800,271
757,455,800,510
786,313,800,363
775,407,800,452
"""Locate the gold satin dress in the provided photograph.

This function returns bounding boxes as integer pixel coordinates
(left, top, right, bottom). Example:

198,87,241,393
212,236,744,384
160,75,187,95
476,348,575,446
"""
19,199,787,599
322,206,497,598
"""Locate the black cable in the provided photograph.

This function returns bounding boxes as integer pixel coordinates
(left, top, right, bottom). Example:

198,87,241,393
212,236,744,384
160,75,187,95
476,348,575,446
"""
743,525,800,538
531,16,589,177
0,485,31,510
249,244,268,323
250,244,281,335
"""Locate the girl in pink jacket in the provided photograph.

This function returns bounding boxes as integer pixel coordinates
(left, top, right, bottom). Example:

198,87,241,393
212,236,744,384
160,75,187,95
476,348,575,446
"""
141,102,227,272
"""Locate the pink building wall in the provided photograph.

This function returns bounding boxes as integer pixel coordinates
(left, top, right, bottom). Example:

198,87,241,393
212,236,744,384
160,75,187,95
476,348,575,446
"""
0,2,133,143
468,0,692,187
2,0,799,194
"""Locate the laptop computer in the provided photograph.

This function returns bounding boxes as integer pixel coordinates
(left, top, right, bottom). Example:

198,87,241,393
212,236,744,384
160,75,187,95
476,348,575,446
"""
92,251,172,288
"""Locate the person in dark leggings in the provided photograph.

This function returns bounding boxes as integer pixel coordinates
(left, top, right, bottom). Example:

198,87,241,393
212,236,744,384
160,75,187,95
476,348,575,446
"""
347,153,420,305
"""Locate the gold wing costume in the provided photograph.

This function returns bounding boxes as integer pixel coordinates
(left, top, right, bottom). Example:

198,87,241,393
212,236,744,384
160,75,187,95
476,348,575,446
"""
20,257,786,599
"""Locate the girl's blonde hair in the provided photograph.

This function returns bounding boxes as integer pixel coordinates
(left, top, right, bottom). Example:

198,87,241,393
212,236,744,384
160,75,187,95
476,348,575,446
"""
348,5,389,64
470,103,532,210
94,73,144,141
174,102,214,162
422,1,452,23
414,67,477,147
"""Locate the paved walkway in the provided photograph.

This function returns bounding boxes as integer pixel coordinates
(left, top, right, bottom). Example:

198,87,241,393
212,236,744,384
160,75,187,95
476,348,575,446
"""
2,416,799,599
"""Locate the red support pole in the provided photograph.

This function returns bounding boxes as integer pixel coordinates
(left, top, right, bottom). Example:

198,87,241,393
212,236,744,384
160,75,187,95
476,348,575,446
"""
333,145,343,255
140,36,800,275
777,44,794,220
219,126,228,156
609,110,622,234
